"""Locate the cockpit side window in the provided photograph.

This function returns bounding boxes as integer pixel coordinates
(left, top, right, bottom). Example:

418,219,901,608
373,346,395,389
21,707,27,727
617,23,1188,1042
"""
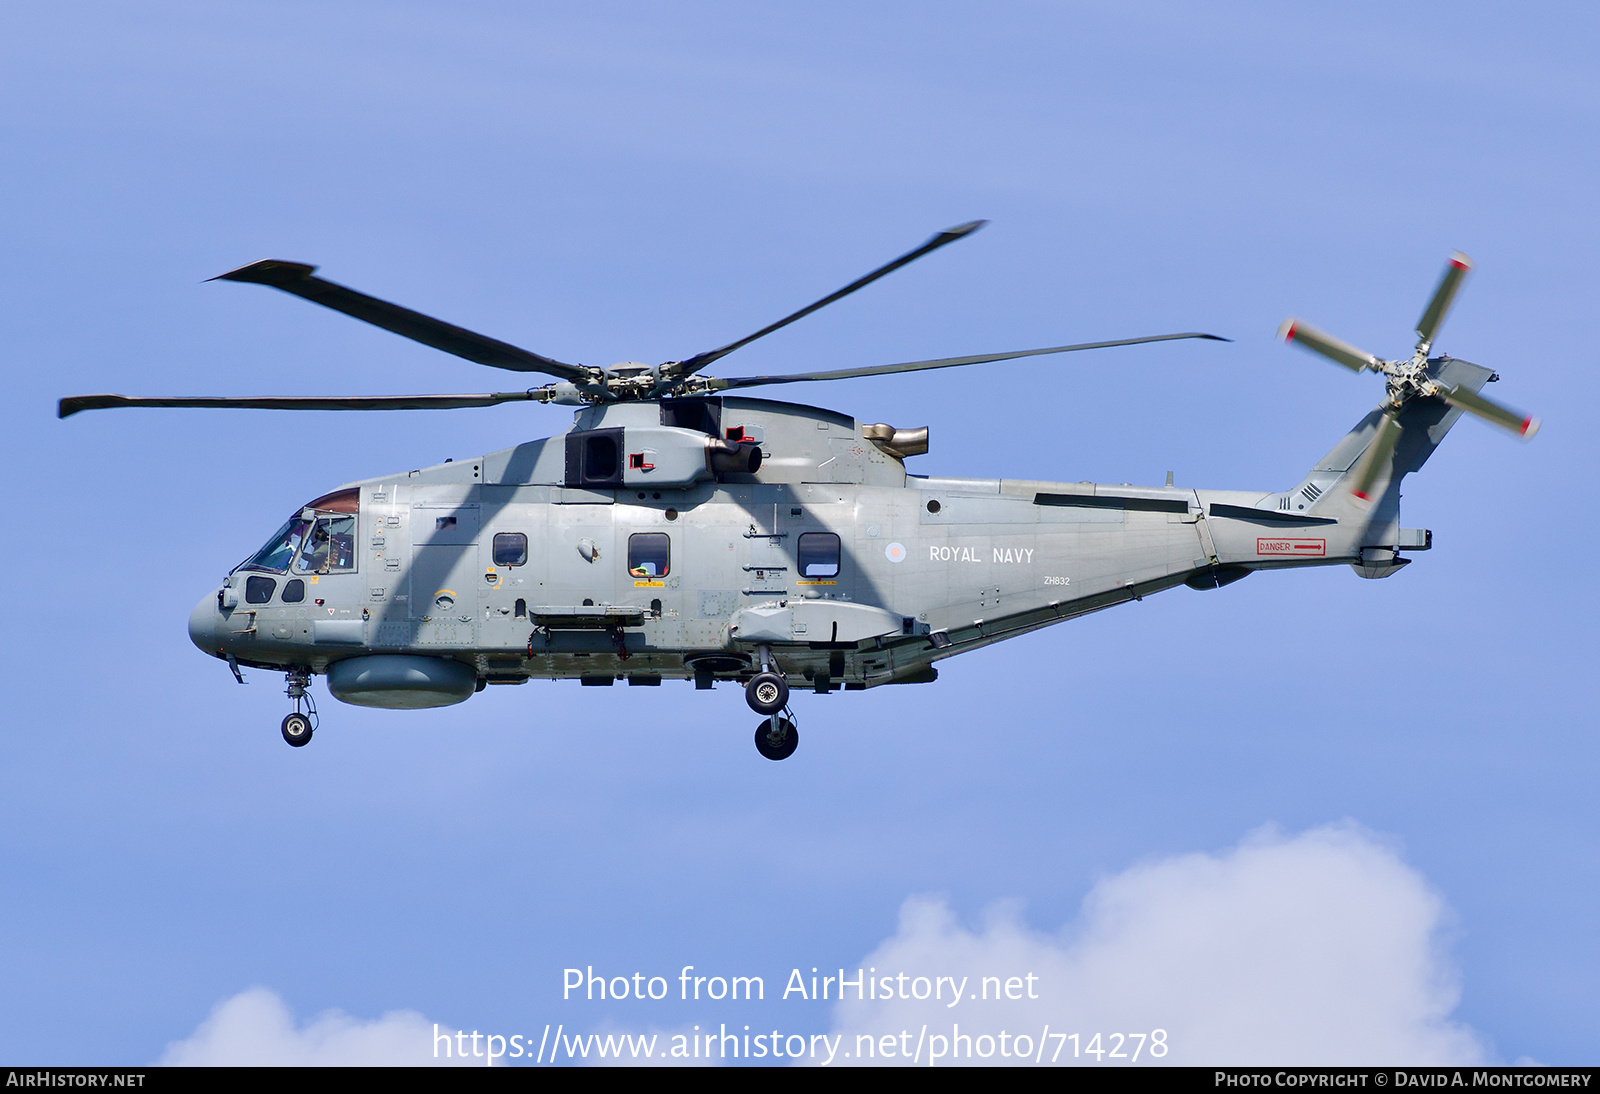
276,488,361,575
295,515,357,574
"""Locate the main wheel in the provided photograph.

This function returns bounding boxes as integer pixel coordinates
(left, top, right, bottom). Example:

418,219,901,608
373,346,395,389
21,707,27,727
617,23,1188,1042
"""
745,671,788,715
281,712,314,747
754,717,798,761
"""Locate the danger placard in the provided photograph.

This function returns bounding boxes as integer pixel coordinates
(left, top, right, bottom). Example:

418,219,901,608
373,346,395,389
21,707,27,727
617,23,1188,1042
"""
1257,538,1325,556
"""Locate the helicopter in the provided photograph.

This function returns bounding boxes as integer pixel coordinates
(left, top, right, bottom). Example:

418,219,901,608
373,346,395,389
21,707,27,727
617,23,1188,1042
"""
59,223,1537,759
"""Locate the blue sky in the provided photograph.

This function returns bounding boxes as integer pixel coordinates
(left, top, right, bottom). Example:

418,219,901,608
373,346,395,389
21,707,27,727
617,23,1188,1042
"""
1,1,1595,1066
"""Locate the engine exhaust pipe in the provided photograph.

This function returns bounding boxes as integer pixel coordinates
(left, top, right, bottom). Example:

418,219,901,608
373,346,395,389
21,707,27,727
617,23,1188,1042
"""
707,438,763,474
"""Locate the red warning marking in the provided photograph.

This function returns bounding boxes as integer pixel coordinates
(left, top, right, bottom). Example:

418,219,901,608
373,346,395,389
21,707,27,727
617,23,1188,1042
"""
1284,321,1298,342
1257,538,1325,557
1450,258,1470,270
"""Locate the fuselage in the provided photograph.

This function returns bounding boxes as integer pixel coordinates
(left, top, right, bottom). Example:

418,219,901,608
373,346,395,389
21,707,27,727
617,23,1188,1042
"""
189,395,1381,703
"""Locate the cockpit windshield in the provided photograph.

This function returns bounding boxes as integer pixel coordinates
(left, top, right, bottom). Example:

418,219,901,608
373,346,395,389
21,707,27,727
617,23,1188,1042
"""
234,488,359,575
237,516,311,574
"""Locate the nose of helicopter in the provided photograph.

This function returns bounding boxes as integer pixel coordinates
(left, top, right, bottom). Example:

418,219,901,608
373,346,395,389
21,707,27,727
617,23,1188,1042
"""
189,591,219,654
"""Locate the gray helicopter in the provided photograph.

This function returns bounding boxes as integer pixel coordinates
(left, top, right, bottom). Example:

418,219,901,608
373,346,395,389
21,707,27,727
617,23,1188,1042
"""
59,224,1537,759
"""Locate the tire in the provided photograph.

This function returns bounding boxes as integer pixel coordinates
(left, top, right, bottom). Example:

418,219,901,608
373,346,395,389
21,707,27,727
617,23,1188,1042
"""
745,671,788,715
281,712,314,747
754,717,798,761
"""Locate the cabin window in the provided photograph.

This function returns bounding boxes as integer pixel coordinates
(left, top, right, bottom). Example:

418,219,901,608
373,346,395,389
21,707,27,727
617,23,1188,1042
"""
797,532,841,578
281,578,306,603
493,532,528,567
244,576,277,604
628,533,670,578
294,515,357,574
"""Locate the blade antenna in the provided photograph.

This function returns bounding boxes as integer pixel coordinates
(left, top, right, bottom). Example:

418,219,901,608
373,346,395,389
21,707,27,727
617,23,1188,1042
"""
665,220,987,385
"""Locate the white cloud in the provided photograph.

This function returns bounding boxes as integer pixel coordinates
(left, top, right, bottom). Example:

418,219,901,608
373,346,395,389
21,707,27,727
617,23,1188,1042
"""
159,987,481,1066
827,824,1490,1066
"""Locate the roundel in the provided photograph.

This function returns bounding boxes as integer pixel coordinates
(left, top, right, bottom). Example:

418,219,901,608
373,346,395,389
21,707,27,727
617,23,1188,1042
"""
884,542,907,564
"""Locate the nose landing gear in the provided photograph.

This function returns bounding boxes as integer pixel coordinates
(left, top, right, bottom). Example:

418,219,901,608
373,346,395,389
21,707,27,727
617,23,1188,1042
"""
281,711,313,747
281,668,317,747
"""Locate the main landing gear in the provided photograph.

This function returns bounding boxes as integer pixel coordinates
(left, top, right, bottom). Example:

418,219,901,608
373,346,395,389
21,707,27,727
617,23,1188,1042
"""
745,672,788,716
744,645,789,715
747,645,798,760
281,668,317,747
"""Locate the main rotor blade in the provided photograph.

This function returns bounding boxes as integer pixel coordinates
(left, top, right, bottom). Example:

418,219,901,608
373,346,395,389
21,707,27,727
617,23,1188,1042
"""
1415,251,1472,348
1346,410,1404,505
1278,318,1383,373
1434,381,1540,439
672,220,988,379
213,260,587,381
58,392,549,418
709,332,1230,391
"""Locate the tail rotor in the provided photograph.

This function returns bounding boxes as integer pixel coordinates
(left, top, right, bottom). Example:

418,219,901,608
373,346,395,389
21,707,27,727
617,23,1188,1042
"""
1280,251,1539,505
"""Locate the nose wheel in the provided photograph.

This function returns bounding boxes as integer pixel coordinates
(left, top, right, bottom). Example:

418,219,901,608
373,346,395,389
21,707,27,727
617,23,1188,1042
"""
754,714,798,761
281,668,317,747
281,712,313,747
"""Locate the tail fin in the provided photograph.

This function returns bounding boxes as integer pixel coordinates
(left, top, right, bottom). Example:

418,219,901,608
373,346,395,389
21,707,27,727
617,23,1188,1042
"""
1282,357,1495,537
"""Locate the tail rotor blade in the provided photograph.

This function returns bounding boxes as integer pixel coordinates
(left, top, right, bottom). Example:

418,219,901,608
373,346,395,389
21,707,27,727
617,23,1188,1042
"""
1435,381,1540,439
1415,251,1472,348
1278,318,1383,373
1346,411,1404,506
